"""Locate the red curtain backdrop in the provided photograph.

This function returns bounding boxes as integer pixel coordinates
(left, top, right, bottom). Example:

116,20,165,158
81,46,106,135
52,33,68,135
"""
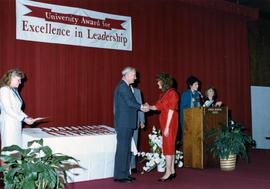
0,0,257,148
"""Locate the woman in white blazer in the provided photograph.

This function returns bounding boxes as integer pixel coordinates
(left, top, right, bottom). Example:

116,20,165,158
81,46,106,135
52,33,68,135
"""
0,69,34,149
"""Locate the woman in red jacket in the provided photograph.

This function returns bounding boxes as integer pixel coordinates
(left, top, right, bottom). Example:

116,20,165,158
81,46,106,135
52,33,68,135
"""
150,73,179,182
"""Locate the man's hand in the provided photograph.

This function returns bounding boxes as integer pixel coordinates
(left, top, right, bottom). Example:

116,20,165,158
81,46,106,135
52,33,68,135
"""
141,103,150,112
140,123,145,129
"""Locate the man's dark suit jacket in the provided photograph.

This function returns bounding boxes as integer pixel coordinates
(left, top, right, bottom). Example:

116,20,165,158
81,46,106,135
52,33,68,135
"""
114,80,141,130
113,79,142,179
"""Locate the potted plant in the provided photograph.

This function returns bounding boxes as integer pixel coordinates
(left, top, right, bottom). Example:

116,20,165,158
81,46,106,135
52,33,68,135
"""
207,120,256,171
0,139,78,189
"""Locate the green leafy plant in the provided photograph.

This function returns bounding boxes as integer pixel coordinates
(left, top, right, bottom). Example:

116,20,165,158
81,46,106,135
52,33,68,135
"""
207,120,256,160
0,139,78,189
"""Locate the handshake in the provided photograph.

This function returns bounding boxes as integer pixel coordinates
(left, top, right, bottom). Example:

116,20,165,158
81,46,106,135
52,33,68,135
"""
141,103,156,112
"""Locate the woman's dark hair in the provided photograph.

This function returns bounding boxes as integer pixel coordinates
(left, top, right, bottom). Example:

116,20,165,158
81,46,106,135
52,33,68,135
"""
186,76,200,89
156,72,173,92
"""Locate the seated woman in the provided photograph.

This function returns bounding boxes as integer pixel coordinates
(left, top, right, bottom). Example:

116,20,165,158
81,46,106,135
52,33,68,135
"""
203,86,222,107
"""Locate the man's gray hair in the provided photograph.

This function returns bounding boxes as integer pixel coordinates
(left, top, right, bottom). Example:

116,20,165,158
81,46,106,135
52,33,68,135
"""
121,66,135,76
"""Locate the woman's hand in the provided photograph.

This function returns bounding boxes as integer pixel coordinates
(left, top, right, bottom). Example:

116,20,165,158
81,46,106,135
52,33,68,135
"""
163,109,174,137
24,117,34,125
164,127,169,137
215,101,223,107
149,105,157,110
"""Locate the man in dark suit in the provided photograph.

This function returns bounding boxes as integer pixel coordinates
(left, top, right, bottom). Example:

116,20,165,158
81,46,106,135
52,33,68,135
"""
113,67,148,183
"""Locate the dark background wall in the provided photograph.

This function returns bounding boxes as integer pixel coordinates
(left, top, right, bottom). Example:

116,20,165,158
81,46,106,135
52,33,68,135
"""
249,18,270,86
226,0,270,86
0,0,257,149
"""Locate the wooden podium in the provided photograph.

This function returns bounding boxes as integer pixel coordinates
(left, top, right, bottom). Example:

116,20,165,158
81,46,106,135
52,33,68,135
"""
183,107,228,169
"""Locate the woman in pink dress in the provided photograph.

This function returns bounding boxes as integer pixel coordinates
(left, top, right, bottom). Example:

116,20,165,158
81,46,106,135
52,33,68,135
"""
150,73,179,182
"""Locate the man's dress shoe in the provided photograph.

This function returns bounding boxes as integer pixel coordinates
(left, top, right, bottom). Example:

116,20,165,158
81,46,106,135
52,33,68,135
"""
131,168,138,174
128,176,136,180
114,178,133,183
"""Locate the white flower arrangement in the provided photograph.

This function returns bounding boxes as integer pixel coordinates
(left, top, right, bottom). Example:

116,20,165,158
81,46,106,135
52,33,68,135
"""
138,126,184,172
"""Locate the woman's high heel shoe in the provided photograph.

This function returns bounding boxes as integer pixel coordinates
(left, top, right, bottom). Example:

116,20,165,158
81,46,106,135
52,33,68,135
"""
171,173,176,179
158,174,173,182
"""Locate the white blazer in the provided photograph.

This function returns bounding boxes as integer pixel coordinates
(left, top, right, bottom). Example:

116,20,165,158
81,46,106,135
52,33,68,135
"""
0,86,27,148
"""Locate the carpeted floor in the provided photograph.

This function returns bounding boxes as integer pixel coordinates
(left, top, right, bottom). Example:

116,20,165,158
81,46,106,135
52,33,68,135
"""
65,149,270,189
0,149,269,189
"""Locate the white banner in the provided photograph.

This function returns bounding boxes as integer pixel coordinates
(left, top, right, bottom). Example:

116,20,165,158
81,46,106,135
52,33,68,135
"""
16,0,132,51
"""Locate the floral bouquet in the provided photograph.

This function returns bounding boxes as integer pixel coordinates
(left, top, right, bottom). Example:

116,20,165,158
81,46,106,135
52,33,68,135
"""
138,126,183,172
